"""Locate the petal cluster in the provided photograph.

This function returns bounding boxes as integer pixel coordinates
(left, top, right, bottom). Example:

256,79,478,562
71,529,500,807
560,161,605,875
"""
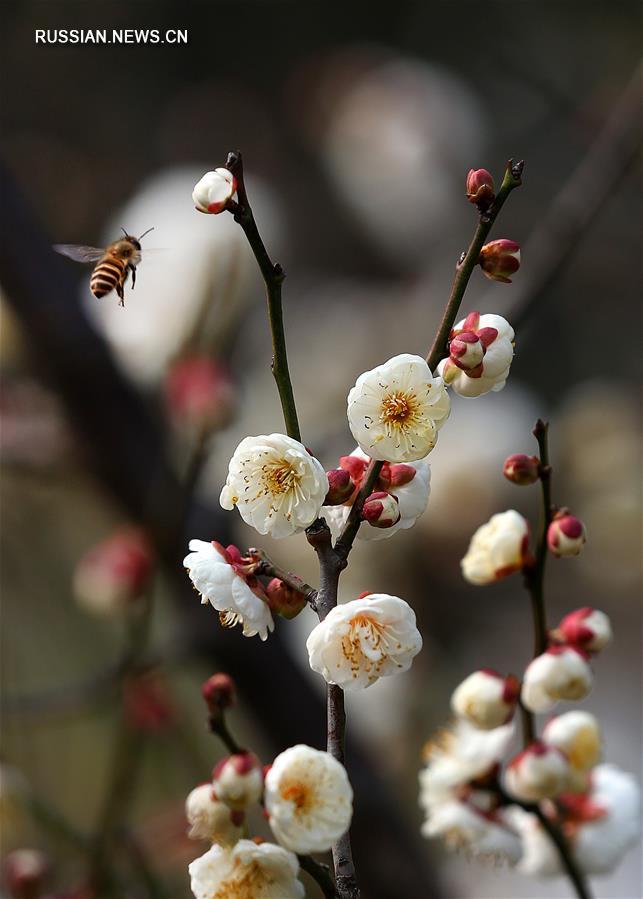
521,646,593,713
461,510,530,585
185,784,243,845
450,669,519,730
220,434,328,538
438,312,515,398
183,540,274,641
347,354,450,462
192,168,237,214
189,839,304,899
306,594,422,689
265,745,353,853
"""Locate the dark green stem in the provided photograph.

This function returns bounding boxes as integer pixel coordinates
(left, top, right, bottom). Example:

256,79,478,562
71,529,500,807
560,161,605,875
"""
426,159,524,370
226,151,301,442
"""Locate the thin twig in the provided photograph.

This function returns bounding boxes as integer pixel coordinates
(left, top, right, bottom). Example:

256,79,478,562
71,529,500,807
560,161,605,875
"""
226,151,301,442
247,547,319,609
426,159,524,370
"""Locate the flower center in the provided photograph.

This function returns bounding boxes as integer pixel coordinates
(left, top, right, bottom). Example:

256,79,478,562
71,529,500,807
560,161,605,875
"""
262,460,301,497
379,391,418,429
214,859,268,898
219,610,242,629
281,781,313,814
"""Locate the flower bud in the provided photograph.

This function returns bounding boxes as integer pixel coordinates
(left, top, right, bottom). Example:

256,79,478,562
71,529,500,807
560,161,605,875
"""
450,669,520,730
192,168,236,214
3,849,49,899
202,673,236,719
466,168,495,206
388,463,416,488
212,753,264,810
449,331,485,372
505,741,570,802
324,468,354,505
265,578,308,620
543,711,602,776
479,239,521,283
185,783,244,845
521,646,593,713
503,453,540,486
73,529,153,617
361,491,400,529
547,512,586,557
461,510,530,585
165,356,236,433
339,454,368,484
555,607,611,652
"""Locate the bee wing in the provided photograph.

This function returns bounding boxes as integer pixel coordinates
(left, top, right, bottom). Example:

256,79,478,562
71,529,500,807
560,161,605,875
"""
53,244,106,263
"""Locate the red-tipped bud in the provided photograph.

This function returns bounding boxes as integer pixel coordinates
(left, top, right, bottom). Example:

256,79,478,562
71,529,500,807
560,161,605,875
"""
324,468,354,505
165,356,236,433
504,741,570,802
449,331,485,371
339,454,368,483
265,578,308,620
202,673,236,719
3,849,49,899
212,752,264,810
362,491,400,529
547,511,586,557
479,239,521,283
466,168,495,206
388,463,416,488
73,529,153,617
503,453,540,486
556,607,612,653
192,168,237,214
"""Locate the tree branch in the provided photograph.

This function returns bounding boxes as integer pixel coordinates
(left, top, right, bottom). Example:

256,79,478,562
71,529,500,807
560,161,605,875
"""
246,547,319,610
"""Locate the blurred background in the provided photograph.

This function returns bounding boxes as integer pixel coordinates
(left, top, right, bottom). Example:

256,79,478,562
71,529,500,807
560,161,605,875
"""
0,1,641,897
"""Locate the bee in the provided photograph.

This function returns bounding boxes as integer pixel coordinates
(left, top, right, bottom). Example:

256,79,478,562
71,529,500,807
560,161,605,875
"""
54,227,154,306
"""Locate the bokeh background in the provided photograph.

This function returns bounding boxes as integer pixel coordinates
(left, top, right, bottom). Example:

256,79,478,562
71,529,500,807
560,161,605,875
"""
1,1,641,897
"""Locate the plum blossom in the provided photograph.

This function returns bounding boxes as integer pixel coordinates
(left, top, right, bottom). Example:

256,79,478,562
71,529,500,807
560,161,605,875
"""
450,669,519,730
437,312,515,398
322,448,430,542
212,753,264,811
185,784,243,845
192,168,237,214
264,745,353,854
555,607,612,653
347,354,450,462
220,434,328,538
504,741,570,802
547,511,587,557
189,839,304,899
479,239,521,283
543,711,601,791
183,540,274,641
460,510,530,585
306,594,422,690
73,528,152,617
521,646,593,713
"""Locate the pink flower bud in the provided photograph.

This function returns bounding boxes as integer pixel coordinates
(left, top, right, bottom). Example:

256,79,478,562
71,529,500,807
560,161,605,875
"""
479,239,521,283
556,607,612,652
265,578,308,620
73,529,153,617
450,669,520,730
387,463,416,488
192,168,237,214
503,453,540,485
212,752,264,810
547,512,586,557
165,356,236,432
3,850,49,899
448,331,485,371
466,168,495,206
339,454,368,484
361,491,400,529
202,673,236,718
324,468,354,505
505,741,570,802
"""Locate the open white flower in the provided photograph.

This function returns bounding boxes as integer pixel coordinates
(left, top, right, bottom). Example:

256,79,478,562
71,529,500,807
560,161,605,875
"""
512,765,640,877
189,839,304,899
521,646,593,713
322,448,431,542
183,539,274,641
438,312,514,398
265,745,353,853
220,434,328,539
461,510,529,585
185,784,243,845
306,594,422,690
423,797,522,864
347,354,450,462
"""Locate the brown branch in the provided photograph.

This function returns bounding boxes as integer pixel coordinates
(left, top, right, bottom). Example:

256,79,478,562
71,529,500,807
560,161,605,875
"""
246,547,319,610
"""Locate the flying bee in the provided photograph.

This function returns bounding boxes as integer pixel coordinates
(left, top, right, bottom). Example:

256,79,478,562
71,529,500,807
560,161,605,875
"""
53,227,154,306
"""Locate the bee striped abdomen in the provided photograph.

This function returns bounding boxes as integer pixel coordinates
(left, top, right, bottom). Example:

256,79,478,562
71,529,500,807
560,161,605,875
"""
90,256,127,298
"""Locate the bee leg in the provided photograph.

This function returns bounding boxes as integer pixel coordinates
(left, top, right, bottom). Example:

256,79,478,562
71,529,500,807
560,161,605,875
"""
116,281,125,307
129,264,137,290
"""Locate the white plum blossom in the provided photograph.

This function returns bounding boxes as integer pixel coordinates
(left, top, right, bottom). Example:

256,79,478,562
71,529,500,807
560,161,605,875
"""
437,312,514,398
347,354,450,462
423,797,522,863
185,784,243,845
450,669,519,730
504,741,570,802
220,434,328,539
521,646,593,713
192,168,237,214
460,510,530,585
189,839,304,899
542,711,602,785
264,745,353,853
511,765,640,877
183,540,274,641
306,594,422,690
322,448,431,542
212,753,264,811
556,607,612,652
